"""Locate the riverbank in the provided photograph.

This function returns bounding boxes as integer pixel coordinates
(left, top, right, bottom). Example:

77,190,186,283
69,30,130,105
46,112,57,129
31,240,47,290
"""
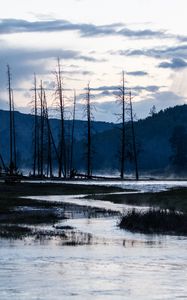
84,186,187,235
1,181,187,238
85,187,187,212
0,182,121,240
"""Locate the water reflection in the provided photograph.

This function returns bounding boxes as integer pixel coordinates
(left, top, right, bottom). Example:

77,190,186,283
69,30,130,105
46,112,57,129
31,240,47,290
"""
0,238,187,300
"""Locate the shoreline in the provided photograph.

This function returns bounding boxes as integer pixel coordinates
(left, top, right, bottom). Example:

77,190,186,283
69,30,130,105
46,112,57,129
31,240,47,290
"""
0,182,121,240
1,181,187,238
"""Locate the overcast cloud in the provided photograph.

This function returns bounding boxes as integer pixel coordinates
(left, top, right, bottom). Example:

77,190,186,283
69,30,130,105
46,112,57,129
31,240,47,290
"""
0,0,187,121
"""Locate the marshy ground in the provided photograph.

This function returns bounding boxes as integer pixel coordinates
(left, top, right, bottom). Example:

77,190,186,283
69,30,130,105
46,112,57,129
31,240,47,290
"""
1,180,187,239
86,187,187,212
85,187,187,235
0,181,121,241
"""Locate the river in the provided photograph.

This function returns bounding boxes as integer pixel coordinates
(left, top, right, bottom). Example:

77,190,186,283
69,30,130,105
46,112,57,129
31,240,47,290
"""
0,180,187,299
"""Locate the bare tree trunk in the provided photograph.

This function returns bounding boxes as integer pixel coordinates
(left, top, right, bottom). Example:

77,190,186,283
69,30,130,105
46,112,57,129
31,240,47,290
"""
43,91,53,178
39,80,44,177
120,71,126,179
33,74,38,176
70,90,76,174
56,58,66,178
7,65,13,175
129,90,139,180
0,154,6,172
86,83,92,179
11,90,17,171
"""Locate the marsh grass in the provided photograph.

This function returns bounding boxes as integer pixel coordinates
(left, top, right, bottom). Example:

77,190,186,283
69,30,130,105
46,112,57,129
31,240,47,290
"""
0,225,33,239
0,224,95,245
119,208,187,235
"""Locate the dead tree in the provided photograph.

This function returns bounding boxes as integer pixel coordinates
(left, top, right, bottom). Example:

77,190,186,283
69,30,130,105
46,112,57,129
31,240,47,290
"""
39,80,44,177
117,71,126,179
43,91,53,178
0,154,6,173
32,74,39,176
7,65,16,175
129,90,139,180
11,90,17,170
70,90,76,175
85,83,92,179
38,87,60,178
55,58,67,178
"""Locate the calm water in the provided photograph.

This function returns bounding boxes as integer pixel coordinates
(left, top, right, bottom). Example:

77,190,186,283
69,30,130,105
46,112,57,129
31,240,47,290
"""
1,181,187,299
66,179,187,193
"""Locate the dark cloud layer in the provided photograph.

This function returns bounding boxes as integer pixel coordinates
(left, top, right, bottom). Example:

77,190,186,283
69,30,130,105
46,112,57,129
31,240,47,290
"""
158,58,187,69
0,47,101,88
0,47,99,63
90,84,161,93
126,71,148,76
116,44,187,60
0,18,173,40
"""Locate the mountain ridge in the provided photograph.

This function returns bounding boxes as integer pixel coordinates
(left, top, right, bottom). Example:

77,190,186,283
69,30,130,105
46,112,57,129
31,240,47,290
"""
0,105,187,175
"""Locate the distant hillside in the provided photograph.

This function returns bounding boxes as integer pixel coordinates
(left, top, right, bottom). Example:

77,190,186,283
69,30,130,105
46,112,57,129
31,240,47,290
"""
1,105,187,175
0,109,116,170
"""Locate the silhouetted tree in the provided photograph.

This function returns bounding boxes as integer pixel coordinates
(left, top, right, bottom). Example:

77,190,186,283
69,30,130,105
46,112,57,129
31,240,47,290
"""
85,83,92,178
55,58,67,178
117,71,126,179
32,74,39,176
70,90,76,176
7,65,17,175
39,80,44,177
149,105,157,117
129,90,139,180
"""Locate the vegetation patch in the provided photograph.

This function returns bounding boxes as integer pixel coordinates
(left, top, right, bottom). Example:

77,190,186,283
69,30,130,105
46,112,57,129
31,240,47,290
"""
119,208,187,235
0,225,33,239
87,187,187,213
0,209,62,225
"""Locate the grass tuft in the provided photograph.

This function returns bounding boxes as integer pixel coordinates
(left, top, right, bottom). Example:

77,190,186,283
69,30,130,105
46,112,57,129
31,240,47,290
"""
119,208,187,235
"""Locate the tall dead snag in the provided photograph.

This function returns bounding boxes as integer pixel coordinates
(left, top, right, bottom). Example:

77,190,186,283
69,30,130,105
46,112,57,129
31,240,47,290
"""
39,80,44,177
117,71,126,179
85,83,92,179
55,58,67,178
32,74,39,176
43,91,53,178
7,65,17,175
129,90,139,180
0,154,6,174
11,90,17,170
70,90,76,176
7,65,13,174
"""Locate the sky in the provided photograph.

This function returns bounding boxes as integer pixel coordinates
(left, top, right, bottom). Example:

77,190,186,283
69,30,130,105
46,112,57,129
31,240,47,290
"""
0,0,187,121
